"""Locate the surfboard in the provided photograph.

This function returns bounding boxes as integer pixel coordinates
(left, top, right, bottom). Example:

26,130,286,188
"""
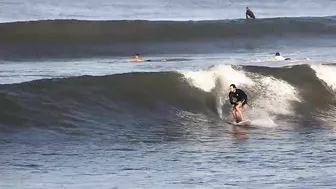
232,120,251,126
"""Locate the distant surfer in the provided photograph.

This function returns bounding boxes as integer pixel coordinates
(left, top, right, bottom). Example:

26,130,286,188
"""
246,7,256,19
129,54,145,62
229,84,248,123
128,54,167,62
274,52,291,61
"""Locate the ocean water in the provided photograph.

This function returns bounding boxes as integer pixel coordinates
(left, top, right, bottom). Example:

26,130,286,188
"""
1,0,336,21
1,0,336,188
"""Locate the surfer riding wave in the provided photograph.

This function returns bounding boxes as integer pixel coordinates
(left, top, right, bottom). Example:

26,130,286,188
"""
229,84,248,123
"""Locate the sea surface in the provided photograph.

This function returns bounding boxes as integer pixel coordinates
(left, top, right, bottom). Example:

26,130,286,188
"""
1,0,336,188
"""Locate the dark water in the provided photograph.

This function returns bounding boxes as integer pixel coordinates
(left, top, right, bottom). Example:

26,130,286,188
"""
1,17,336,59
1,64,336,188
1,0,336,21
1,0,336,188
1,127,336,189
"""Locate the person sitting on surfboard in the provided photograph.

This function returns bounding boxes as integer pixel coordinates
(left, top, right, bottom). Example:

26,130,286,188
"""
129,54,144,62
229,84,248,123
246,7,255,19
274,52,291,61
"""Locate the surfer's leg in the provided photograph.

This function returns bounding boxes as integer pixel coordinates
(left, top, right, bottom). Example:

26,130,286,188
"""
235,102,244,121
235,111,241,122
232,107,238,122
242,100,248,110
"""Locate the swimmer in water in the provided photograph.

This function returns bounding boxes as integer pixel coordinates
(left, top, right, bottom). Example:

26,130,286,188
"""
129,54,144,62
129,54,169,62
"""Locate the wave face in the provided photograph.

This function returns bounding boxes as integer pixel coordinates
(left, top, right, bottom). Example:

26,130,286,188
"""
0,64,336,132
2,17,336,44
0,16,336,59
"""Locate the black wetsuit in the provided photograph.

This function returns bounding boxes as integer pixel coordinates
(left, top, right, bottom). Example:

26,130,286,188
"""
229,89,248,106
246,9,255,19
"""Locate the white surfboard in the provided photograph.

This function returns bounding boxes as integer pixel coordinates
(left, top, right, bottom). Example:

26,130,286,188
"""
232,120,251,126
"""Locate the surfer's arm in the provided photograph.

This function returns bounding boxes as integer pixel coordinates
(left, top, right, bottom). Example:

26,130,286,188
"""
229,92,235,105
243,92,247,100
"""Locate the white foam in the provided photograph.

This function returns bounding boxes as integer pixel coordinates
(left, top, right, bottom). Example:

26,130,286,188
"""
245,76,300,127
251,118,277,128
267,55,286,61
180,64,301,126
180,64,254,92
248,76,301,115
310,64,336,91
181,65,254,121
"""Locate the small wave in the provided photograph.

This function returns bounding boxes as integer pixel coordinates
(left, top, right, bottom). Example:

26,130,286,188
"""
1,16,336,59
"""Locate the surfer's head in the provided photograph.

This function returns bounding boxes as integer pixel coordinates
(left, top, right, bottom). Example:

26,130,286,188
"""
135,54,140,58
275,52,280,56
230,84,237,92
246,7,249,10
